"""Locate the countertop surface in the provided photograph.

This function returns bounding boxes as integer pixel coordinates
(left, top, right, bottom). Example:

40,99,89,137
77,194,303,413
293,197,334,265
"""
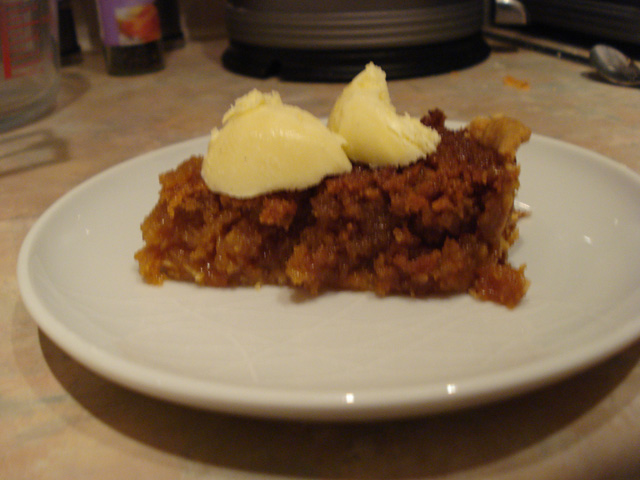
2,39,640,479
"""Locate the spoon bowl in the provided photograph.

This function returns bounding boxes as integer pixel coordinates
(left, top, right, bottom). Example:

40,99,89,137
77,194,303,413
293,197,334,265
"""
589,44,640,87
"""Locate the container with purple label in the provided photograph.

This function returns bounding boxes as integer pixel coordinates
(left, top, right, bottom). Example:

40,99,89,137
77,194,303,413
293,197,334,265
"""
95,0,164,75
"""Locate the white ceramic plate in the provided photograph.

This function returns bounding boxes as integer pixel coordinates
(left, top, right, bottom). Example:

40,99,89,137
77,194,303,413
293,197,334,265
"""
17,129,640,421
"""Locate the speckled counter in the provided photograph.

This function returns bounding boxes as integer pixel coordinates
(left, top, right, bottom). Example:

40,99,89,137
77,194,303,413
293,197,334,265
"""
2,39,640,479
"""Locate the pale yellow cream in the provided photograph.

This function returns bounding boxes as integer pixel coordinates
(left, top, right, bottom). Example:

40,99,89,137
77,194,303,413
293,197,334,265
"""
328,62,440,168
201,89,352,198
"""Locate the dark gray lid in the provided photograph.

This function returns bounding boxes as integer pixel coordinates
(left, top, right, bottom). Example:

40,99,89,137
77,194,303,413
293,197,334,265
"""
225,0,484,49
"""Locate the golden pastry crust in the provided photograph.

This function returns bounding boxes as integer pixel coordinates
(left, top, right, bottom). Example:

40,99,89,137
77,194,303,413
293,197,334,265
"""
469,114,532,160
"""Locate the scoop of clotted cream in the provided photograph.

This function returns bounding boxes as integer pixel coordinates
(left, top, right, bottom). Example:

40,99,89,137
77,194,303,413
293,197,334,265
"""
201,89,352,198
328,62,440,168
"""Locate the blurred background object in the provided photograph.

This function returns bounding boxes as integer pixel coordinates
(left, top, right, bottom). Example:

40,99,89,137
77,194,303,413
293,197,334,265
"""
486,0,640,65
517,0,640,46
57,0,82,65
94,0,165,75
156,0,185,50
0,0,61,131
64,0,226,55
221,0,490,81
20,0,640,81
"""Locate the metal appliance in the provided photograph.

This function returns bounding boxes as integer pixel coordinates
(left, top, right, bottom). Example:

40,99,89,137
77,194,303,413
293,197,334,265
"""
222,0,490,81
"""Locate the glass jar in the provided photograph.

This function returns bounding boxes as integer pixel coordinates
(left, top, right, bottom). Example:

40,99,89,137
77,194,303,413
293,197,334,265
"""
0,0,60,131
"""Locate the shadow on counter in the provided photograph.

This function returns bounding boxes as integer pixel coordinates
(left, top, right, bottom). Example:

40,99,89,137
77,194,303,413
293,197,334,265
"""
32,324,640,479
0,130,67,177
0,72,89,177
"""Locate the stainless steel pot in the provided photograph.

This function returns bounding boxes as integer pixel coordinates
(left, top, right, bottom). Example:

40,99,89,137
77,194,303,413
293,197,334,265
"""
222,0,489,80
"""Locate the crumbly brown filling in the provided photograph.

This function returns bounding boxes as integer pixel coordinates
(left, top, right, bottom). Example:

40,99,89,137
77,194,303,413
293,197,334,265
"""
135,109,530,307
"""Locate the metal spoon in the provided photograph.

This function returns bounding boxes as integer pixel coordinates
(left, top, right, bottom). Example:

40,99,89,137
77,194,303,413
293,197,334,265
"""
589,44,640,87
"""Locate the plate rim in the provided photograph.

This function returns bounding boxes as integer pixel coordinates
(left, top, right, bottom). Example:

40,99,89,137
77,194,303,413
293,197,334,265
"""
17,129,640,421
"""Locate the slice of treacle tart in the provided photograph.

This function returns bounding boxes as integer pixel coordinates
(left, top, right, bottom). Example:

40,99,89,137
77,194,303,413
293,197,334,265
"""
135,108,530,308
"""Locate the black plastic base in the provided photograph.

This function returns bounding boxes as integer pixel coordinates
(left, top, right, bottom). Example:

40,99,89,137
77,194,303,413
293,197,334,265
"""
222,34,490,82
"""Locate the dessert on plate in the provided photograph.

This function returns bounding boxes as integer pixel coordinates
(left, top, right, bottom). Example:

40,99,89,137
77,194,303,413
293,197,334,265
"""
135,63,531,307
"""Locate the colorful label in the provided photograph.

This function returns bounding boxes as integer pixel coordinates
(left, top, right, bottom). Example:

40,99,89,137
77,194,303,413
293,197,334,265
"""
96,0,161,46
